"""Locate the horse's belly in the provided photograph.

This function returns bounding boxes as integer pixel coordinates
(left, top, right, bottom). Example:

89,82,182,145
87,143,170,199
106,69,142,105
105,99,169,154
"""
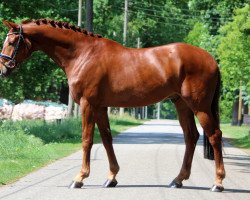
104,86,174,107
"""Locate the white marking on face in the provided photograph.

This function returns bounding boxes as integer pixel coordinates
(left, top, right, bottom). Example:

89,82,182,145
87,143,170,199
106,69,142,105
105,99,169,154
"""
0,36,9,74
1,36,8,54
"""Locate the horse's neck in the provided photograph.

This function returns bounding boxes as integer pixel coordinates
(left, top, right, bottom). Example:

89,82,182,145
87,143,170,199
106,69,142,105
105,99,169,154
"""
29,26,92,71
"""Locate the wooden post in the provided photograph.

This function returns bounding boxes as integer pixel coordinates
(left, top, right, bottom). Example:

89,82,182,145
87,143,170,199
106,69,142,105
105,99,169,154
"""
85,0,93,32
67,93,73,117
157,102,160,119
123,0,128,46
78,0,83,27
119,0,128,116
238,80,243,126
108,107,111,115
73,0,84,118
145,106,148,119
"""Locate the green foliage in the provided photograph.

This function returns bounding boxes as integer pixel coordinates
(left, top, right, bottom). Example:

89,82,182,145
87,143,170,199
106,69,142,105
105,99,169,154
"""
0,120,80,185
221,123,250,150
188,0,247,34
93,0,190,47
184,22,218,57
0,1,70,103
217,5,250,120
160,100,177,119
217,5,250,96
127,0,189,47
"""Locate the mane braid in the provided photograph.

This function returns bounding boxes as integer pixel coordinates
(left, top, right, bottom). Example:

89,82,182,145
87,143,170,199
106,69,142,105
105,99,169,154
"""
23,19,102,38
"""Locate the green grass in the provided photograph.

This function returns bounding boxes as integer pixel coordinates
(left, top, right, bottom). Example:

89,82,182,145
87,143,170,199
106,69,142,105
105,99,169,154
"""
221,124,250,151
0,115,143,185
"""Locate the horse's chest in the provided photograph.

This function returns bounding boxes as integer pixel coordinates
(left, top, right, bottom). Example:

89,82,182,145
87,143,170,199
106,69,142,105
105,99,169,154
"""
68,77,99,104
68,79,83,104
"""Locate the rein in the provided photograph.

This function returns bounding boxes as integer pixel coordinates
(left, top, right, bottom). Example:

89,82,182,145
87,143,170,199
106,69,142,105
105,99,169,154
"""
0,25,24,70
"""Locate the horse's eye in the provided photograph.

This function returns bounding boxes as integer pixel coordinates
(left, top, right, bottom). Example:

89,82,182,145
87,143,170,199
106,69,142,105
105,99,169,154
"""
8,41,15,46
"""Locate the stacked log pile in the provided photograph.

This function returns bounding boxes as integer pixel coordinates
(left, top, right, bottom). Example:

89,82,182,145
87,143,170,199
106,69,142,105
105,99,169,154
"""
0,99,67,121
0,99,14,120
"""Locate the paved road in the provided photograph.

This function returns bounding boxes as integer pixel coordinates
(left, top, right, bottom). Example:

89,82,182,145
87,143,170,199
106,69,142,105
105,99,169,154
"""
0,120,249,200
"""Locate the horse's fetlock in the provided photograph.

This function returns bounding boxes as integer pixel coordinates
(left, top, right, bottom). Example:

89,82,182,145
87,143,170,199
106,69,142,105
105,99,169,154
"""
217,168,225,179
110,164,120,174
81,170,90,178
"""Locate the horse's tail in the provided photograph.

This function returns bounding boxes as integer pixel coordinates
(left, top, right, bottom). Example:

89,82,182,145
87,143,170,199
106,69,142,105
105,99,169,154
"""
211,69,221,128
204,68,221,160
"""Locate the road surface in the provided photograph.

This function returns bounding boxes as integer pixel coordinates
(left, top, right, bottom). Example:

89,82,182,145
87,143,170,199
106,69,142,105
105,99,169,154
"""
0,120,249,200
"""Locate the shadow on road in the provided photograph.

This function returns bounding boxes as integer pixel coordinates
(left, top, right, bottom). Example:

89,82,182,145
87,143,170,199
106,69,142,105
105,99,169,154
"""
114,132,203,146
223,154,250,174
182,186,250,194
82,184,250,194
114,132,185,145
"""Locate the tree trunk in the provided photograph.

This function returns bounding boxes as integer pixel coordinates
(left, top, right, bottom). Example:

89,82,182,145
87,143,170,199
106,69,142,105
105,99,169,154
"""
85,0,93,32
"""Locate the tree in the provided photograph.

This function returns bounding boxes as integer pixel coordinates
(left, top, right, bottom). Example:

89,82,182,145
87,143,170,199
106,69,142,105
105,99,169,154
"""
0,1,70,103
188,0,247,34
217,4,250,120
184,22,218,58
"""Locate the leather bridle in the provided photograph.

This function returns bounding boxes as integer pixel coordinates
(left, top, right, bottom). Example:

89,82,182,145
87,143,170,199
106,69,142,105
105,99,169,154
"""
0,26,25,74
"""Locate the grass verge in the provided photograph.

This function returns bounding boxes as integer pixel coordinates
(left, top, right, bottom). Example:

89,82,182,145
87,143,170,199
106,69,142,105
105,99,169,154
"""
221,124,250,153
0,114,143,185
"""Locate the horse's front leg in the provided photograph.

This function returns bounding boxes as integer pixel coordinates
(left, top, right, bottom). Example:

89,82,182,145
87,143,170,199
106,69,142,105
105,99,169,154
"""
69,98,95,189
95,107,120,187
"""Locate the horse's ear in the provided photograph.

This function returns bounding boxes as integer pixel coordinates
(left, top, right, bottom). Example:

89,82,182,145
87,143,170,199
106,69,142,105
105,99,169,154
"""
2,20,18,30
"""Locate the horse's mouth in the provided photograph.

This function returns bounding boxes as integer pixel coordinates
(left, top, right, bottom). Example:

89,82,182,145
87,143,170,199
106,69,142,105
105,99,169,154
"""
0,65,11,77
0,60,17,77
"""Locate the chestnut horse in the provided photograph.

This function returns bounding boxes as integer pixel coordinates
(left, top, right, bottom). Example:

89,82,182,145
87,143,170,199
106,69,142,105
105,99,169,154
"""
0,19,225,192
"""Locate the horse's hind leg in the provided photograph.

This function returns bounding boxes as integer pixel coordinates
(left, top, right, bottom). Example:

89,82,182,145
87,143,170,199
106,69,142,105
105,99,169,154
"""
95,107,120,187
169,98,200,188
195,110,225,192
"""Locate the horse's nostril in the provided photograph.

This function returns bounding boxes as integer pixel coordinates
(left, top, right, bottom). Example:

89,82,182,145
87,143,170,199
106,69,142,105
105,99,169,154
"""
8,62,15,68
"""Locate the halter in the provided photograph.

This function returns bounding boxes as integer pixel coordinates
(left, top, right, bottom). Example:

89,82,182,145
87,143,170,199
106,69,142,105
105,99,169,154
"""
0,25,24,69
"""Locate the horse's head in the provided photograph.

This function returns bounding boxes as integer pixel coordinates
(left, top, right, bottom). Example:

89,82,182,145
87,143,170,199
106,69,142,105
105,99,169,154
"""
0,20,32,77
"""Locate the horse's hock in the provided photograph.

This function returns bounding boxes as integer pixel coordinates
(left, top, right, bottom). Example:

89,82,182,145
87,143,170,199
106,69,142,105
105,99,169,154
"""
0,99,67,121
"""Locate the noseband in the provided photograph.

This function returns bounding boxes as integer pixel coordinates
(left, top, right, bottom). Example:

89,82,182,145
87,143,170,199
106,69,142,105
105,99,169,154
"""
0,25,24,70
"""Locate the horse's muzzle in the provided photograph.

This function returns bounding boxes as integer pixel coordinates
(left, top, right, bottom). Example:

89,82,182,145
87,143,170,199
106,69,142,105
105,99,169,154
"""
0,61,13,77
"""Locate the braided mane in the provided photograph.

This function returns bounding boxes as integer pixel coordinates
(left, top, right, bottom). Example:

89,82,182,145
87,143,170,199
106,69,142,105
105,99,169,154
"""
22,19,102,38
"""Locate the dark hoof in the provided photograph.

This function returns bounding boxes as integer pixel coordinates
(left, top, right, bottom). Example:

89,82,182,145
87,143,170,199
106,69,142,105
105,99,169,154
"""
103,179,118,188
211,185,224,192
68,181,83,189
169,180,183,188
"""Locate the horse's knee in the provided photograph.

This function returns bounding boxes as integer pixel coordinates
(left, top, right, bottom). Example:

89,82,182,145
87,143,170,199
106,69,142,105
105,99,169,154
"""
102,135,113,145
82,139,93,150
